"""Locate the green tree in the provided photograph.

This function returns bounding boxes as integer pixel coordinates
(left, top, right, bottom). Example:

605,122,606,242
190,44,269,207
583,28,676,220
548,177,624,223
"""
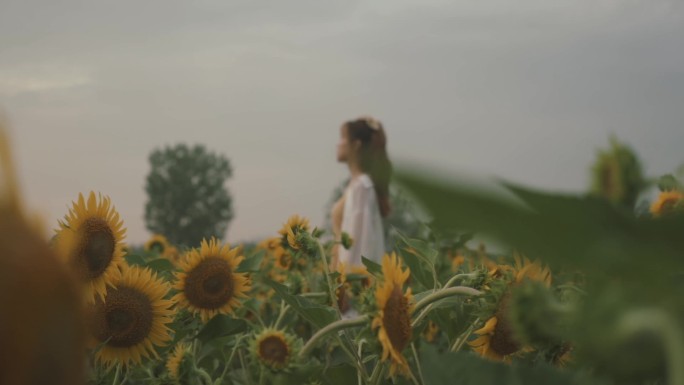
144,144,234,247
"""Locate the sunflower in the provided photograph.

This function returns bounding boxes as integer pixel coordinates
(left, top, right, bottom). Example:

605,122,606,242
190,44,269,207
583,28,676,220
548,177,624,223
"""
252,329,297,371
274,246,292,270
89,265,174,369
513,254,552,287
278,215,310,250
173,237,251,322
450,253,466,272
55,192,126,303
258,236,281,252
372,253,414,377
350,265,373,289
145,234,171,255
469,254,551,362
166,246,180,263
166,343,191,380
553,343,573,368
469,316,518,362
423,320,440,343
335,263,351,313
650,190,684,217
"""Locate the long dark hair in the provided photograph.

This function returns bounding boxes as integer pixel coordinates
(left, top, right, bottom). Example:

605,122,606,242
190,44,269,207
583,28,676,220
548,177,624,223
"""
344,117,393,218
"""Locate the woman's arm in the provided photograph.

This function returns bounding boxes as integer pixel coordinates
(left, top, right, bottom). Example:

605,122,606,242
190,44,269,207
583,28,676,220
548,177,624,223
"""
338,176,380,268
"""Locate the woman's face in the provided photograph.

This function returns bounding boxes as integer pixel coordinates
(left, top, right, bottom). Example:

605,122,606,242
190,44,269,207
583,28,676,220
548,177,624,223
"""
336,125,351,163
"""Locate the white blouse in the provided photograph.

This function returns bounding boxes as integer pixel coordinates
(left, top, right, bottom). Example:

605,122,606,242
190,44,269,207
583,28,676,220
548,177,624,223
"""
337,174,385,268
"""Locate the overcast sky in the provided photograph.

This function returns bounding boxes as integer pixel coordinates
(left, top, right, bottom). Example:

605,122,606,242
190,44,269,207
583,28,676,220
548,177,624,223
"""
1,0,683,245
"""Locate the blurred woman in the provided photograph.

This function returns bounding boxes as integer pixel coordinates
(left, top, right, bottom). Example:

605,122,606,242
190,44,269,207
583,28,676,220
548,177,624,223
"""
331,116,392,271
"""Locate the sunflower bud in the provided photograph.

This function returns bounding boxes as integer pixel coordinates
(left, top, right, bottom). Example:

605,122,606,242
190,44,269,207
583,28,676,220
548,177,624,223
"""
341,232,354,250
508,281,569,348
311,227,325,238
589,137,645,209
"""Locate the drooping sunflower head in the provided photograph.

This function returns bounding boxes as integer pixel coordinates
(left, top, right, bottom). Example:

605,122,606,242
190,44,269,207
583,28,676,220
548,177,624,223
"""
650,190,684,217
469,316,517,362
335,263,351,313
513,253,552,288
88,265,175,369
258,236,282,252
145,234,170,255
278,215,310,250
273,246,292,270
423,320,440,343
251,329,297,371
450,253,466,272
55,191,126,303
166,343,192,380
590,138,645,208
173,237,251,323
371,252,414,377
552,343,573,367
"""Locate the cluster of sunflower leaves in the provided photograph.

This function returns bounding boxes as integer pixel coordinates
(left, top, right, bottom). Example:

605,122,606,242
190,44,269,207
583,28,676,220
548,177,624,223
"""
3,132,684,384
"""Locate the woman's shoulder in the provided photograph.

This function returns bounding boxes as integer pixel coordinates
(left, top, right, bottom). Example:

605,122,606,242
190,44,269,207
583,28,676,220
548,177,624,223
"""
352,174,374,189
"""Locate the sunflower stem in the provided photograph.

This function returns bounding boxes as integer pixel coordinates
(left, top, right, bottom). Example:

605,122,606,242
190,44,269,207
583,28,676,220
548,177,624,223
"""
247,307,267,329
220,335,246,382
112,364,122,385
299,316,369,359
238,349,252,385
300,291,329,298
411,343,426,385
368,361,386,385
450,318,479,352
315,238,341,315
196,368,213,385
617,308,684,385
258,367,265,385
412,287,482,316
314,237,370,379
273,300,289,329
408,368,422,385
445,272,479,288
357,340,366,385
412,273,478,329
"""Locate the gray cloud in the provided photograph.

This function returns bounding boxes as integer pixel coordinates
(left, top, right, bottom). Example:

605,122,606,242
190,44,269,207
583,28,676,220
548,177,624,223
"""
2,0,683,244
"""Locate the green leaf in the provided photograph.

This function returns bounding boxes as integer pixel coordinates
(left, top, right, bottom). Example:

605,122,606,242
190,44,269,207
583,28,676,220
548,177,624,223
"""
195,314,248,344
395,229,439,264
144,258,175,272
265,280,338,329
396,168,684,282
237,249,265,273
124,254,147,266
419,344,607,385
362,256,382,276
398,247,434,290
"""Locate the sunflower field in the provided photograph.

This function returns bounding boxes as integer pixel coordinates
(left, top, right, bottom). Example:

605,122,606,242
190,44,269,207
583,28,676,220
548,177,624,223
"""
2,123,684,385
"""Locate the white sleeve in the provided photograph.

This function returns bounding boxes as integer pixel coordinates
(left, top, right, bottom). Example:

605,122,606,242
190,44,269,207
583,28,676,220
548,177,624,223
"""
338,176,385,268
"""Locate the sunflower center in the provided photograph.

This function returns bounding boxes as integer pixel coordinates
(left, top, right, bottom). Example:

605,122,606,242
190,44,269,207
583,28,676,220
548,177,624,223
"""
490,307,520,357
149,241,165,254
661,198,679,215
92,286,153,348
258,335,289,365
185,257,235,310
278,253,291,268
382,286,412,352
76,217,116,279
